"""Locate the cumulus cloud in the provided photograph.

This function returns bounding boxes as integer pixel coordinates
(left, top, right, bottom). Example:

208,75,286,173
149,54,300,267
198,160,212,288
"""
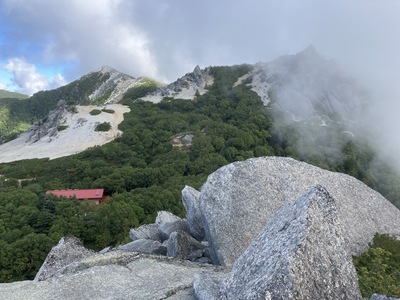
0,82,6,90
4,58,66,95
1,0,158,82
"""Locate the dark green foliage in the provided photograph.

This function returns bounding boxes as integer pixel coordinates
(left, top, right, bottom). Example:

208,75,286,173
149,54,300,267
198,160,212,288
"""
95,122,111,132
0,90,29,99
123,78,159,101
0,64,400,284
353,234,400,298
90,109,102,116
102,109,115,114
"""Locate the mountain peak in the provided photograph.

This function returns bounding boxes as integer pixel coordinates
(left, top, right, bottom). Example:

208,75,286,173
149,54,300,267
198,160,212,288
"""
295,45,325,64
95,66,118,74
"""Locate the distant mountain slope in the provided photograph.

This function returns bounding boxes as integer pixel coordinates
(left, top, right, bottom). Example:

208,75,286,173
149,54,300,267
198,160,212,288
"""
142,65,213,102
0,67,144,143
141,47,367,127
0,104,130,163
248,46,368,125
0,89,29,99
0,47,370,160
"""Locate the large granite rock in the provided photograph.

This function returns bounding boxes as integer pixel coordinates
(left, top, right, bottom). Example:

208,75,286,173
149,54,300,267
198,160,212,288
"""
182,185,205,241
156,211,190,242
0,249,225,300
167,231,206,259
200,156,400,266
216,185,362,299
129,223,161,241
156,210,183,225
34,236,94,281
117,239,166,255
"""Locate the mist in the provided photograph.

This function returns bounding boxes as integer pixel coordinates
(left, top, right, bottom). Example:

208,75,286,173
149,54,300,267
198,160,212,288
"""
0,0,399,169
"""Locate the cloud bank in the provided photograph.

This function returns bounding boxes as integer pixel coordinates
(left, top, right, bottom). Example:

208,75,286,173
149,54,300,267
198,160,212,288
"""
1,0,399,90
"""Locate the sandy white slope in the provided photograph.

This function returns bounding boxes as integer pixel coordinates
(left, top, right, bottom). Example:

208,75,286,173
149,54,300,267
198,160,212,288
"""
0,104,130,163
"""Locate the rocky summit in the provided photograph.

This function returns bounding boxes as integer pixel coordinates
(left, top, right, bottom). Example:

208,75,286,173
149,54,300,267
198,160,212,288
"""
0,156,399,299
195,185,362,299
199,156,400,266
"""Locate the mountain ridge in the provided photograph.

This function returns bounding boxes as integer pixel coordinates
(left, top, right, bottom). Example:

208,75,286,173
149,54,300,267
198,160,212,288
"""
0,47,370,163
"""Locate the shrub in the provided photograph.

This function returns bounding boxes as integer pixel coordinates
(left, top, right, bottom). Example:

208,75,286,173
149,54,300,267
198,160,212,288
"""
57,125,68,131
90,109,102,116
95,122,111,132
102,109,115,114
353,234,400,298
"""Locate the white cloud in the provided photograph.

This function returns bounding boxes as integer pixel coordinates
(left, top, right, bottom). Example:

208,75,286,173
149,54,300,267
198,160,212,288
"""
0,82,6,90
3,58,66,95
1,0,158,80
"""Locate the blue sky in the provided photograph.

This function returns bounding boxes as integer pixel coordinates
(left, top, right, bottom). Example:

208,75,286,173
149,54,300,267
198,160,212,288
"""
0,0,399,96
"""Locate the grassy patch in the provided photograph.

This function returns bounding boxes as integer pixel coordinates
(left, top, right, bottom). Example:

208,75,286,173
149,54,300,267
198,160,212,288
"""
102,109,115,114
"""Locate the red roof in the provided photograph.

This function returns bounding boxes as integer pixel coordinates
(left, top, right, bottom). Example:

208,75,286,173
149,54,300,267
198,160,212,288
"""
46,189,105,200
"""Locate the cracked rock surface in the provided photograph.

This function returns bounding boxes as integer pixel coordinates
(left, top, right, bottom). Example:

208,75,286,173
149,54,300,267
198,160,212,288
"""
0,250,224,300
200,156,400,266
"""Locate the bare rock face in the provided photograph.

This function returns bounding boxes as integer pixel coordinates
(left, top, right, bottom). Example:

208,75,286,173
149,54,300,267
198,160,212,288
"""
167,231,206,259
182,185,205,241
34,236,94,281
156,211,190,242
117,239,167,255
26,100,69,143
142,65,213,103
200,156,400,266
216,185,362,300
129,223,161,241
156,210,183,225
0,249,224,300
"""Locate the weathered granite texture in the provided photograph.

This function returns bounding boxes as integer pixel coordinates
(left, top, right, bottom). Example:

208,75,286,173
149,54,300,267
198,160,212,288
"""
117,239,166,255
129,223,161,241
34,236,94,281
182,185,205,241
0,250,224,300
155,210,190,241
167,231,206,259
200,156,400,266
216,185,362,299
193,271,229,300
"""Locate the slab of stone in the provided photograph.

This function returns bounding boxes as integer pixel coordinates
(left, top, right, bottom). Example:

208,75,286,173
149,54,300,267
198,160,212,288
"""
129,223,161,241
156,210,182,225
159,220,190,242
193,271,229,300
117,239,166,255
0,252,225,300
182,185,205,241
217,186,362,300
167,231,206,259
200,156,400,266
34,236,94,281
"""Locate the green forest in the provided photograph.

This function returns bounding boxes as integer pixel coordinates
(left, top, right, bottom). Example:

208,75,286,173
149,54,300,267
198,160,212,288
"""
0,65,399,295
